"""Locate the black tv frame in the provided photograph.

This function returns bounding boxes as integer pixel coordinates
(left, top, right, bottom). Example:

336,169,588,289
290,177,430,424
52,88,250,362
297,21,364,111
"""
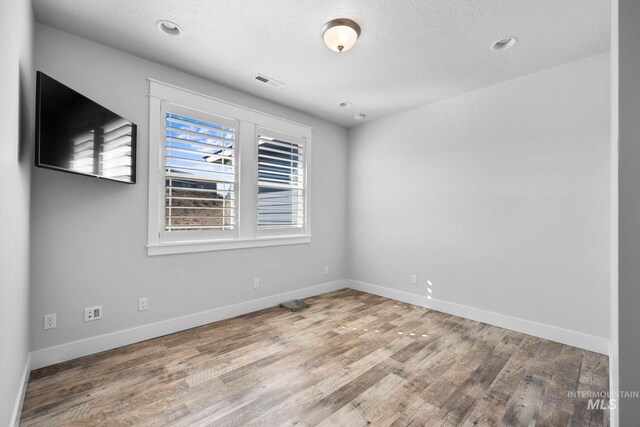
35,71,137,184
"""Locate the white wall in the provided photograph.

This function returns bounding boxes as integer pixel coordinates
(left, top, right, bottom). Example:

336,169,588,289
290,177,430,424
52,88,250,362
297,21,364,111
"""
30,24,348,357
348,53,610,342
0,0,33,424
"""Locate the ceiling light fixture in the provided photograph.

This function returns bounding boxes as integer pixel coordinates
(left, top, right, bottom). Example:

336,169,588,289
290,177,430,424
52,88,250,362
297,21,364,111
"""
491,36,517,51
157,20,183,37
338,101,352,108
354,113,366,120
321,18,361,53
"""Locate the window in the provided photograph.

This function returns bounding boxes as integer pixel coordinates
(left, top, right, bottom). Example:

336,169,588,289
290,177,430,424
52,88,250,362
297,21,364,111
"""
148,80,311,255
256,130,305,234
162,104,237,240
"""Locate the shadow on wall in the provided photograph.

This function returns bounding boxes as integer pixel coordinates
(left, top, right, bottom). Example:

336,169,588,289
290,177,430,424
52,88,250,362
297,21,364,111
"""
19,63,33,164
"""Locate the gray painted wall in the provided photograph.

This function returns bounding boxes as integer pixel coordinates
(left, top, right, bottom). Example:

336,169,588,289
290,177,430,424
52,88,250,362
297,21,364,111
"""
347,53,611,339
0,0,33,424
618,0,640,423
30,24,348,351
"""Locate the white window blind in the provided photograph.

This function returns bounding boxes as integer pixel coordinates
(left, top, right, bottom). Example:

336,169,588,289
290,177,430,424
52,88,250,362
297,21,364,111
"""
148,80,312,254
99,117,134,181
163,106,237,232
257,133,305,229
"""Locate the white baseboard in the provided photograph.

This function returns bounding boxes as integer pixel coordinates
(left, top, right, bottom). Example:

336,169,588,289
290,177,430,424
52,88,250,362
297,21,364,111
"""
10,353,30,427
30,280,346,370
346,280,609,355
29,277,608,370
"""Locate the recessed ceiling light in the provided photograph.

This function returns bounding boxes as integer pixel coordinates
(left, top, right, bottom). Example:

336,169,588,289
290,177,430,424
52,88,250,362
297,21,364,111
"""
491,37,517,51
338,101,352,108
354,113,366,120
157,20,183,37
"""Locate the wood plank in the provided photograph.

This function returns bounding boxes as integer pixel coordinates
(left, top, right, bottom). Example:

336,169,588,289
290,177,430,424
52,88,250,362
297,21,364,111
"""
500,374,548,426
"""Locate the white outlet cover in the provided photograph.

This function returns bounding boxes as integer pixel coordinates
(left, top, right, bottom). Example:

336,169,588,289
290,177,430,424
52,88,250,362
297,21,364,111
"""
253,278,260,289
44,314,56,330
411,274,417,285
138,297,148,311
84,305,102,322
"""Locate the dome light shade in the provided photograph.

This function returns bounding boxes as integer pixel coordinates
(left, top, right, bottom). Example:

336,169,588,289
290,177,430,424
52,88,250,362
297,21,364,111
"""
321,19,361,53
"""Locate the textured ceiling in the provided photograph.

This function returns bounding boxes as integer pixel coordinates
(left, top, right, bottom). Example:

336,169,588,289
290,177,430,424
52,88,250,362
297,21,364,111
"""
33,0,610,128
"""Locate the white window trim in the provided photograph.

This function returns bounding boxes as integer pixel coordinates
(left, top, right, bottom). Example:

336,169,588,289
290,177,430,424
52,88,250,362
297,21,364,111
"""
147,79,312,256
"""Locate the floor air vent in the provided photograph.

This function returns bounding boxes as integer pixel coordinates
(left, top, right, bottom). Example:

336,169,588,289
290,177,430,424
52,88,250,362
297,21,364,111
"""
279,299,310,311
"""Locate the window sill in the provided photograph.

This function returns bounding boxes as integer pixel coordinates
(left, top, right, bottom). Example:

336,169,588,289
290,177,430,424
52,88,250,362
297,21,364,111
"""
147,235,311,256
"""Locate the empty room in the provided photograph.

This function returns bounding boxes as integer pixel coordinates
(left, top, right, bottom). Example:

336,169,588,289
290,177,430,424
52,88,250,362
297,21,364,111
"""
2,0,640,426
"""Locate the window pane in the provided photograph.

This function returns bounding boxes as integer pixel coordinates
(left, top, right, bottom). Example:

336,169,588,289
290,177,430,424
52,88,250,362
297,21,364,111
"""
164,112,237,232
257,136,304,229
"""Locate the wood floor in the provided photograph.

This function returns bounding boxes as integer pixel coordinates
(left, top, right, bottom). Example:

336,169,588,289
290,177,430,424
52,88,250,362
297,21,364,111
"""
21,289,609,426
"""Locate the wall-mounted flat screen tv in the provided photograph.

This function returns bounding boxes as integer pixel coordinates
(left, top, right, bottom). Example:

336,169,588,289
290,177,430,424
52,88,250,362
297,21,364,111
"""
35,71,137,183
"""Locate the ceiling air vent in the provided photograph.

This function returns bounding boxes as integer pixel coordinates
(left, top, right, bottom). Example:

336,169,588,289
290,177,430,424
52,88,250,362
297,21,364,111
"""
253,74,284,88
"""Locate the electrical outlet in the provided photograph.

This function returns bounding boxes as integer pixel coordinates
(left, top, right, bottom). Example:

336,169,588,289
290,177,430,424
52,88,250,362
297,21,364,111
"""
84,305,102,322
44,314,56,330
138,297,148,311
411,274,417,285
253,278,260,289
324,266,330,275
